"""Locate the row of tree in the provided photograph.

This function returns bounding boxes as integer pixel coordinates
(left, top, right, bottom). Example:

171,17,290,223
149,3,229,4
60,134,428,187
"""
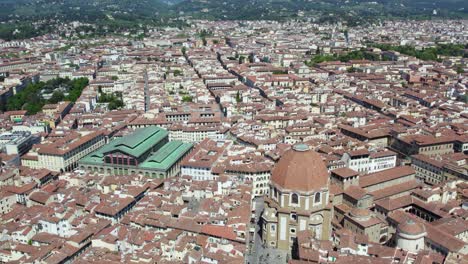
6,77,89,114
306,49,383,66
371,43,467,61
306,44,467,66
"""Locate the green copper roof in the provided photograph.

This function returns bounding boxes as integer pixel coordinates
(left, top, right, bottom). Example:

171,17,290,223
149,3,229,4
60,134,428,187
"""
104,126,168,158
293,143,310,152
80,126,168,165
79,127,192,173
139,141,193,171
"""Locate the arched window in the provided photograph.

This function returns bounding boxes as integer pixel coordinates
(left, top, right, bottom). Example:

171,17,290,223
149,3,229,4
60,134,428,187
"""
291,193,299,205
314,192,321,204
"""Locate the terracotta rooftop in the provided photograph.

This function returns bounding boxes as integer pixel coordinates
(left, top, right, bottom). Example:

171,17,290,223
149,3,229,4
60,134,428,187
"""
331,167,359,179
360,166,415,188
398,219,426,236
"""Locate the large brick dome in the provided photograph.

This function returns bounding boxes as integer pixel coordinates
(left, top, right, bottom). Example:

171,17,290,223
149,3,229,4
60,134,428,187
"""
271,144,329,193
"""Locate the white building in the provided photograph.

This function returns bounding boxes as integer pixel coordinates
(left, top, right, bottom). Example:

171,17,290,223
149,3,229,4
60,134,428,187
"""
0,191,16,215
37,218,75,238
0,131,38,156
341,150,397,174
180,139,231,181
396,220,427,253
169,126,227,143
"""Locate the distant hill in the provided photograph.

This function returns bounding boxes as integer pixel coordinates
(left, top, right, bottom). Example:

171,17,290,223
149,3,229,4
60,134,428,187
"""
0,0,466,23
0,0,171,22
170,0,468,21
0,0,466,40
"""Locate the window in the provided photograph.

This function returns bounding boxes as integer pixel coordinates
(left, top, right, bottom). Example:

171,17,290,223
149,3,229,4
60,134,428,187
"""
314,192,321,204
291,213,297,221
291,193,299,205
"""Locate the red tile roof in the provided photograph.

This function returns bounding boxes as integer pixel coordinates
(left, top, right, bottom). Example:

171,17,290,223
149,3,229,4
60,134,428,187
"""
201,224,237,241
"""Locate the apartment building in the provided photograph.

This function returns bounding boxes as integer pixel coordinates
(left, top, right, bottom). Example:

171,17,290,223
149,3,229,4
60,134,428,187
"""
392,134,454,157
23,131,106,172
341,149,397,174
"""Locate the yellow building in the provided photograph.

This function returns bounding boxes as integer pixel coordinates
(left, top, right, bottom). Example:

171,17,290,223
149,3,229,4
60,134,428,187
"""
6,110,27,122
261,143,332,251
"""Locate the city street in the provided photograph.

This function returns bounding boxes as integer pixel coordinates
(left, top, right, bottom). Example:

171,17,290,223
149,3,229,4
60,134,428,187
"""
246,197,288,264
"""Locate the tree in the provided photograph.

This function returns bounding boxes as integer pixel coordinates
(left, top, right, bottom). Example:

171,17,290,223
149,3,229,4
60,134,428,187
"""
108,99,124,110
235,91,242,103
111,76,118,81
173,70,182,77
65,78,89,102
273,70,287,75
182,95,193,102
458,94,468,103
261,56,270,63
49,91,65,104
370,43,465,62
6,77,89,114
98,91,125,110
248,53,255,63
198,29,212,38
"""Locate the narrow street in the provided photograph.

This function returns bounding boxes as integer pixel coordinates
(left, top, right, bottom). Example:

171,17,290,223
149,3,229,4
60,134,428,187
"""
246,196,264,264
